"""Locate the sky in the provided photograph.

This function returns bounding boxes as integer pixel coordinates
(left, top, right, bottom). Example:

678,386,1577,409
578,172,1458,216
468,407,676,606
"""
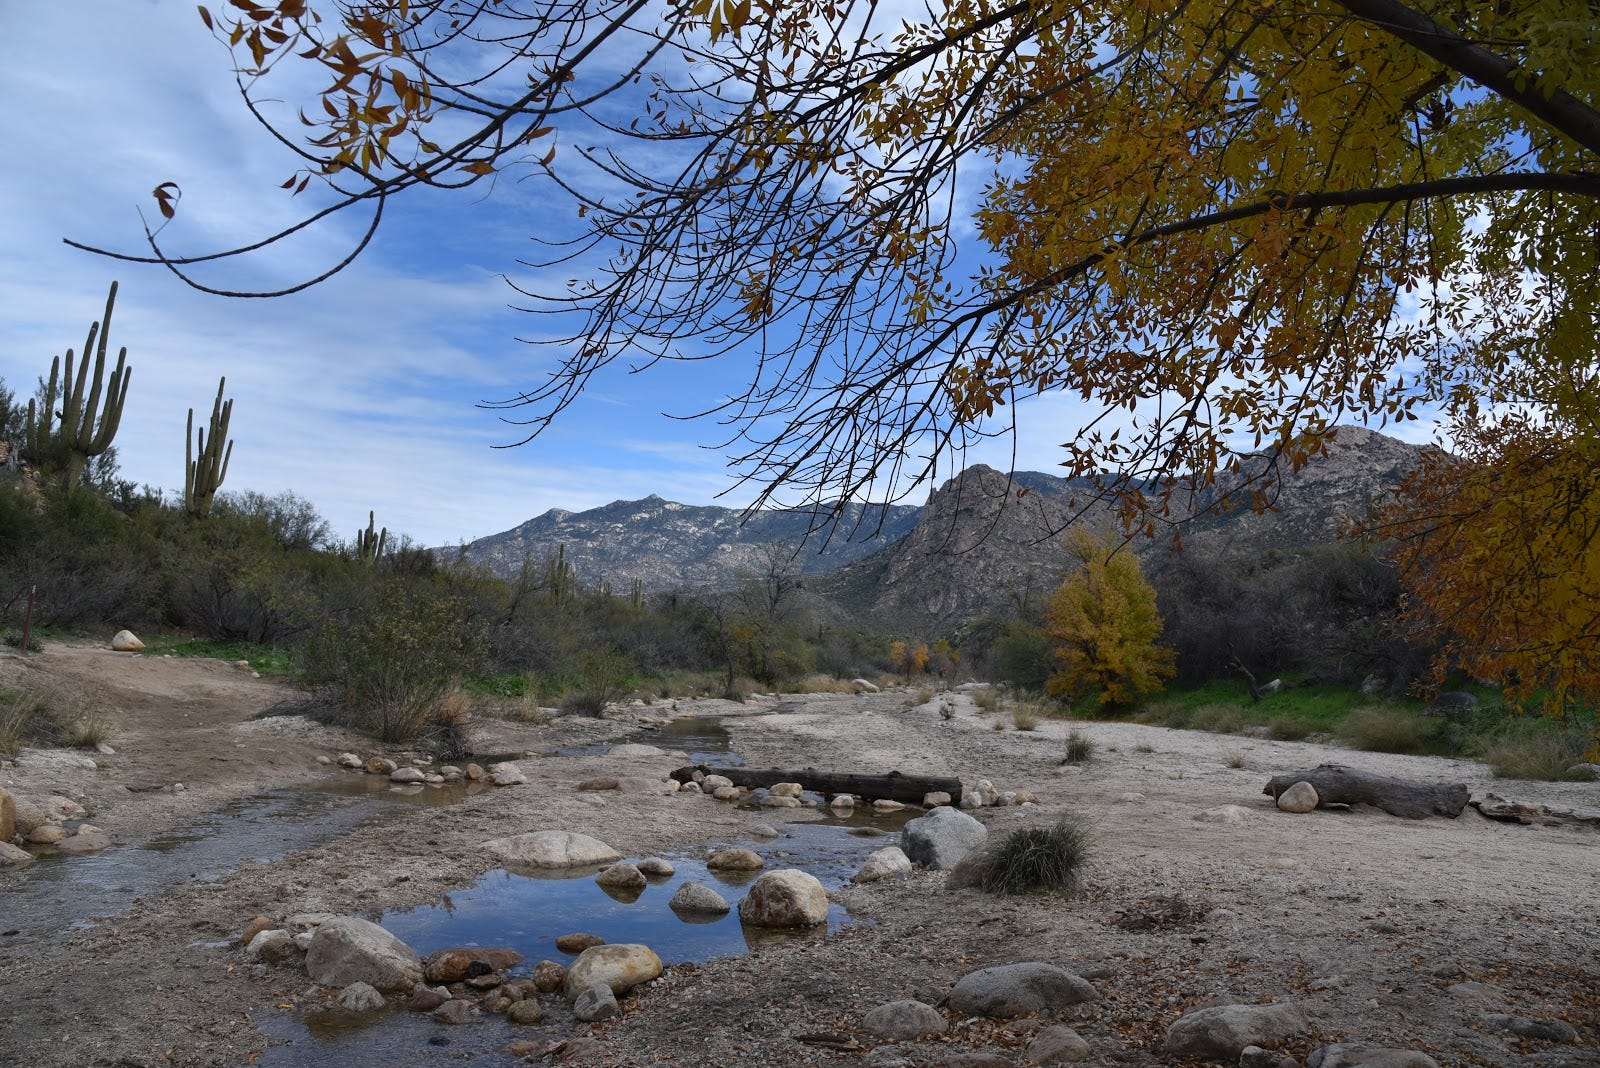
0,2,1444,549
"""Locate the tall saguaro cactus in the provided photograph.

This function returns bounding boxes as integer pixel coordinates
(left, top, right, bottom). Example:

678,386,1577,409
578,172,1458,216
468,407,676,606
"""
25,281,133,488
356,510,389,565
185,377,234,517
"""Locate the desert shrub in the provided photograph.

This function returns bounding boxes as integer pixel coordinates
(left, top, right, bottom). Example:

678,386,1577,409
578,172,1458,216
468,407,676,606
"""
1223,750,1247,769
423,689,474,760
67,709,109,749
1476,725,1595,781
790,673,857,694
972,687,1001,712
0,687,68,755
1134,699,1186,728
1338,705,1438,754
301,582,486,742
559,646,634,716
1062,729,1095,764
979,818,1091,896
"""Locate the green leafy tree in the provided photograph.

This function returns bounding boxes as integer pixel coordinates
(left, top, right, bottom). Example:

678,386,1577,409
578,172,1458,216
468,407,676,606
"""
1042,530,1175,709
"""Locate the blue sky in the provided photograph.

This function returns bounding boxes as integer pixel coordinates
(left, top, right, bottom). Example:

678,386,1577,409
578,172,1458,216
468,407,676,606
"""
0,2,1444,549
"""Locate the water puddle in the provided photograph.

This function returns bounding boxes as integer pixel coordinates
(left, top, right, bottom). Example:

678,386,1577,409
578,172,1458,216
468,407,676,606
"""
0,776,477,944
256,808,914,1065
548,714,745,766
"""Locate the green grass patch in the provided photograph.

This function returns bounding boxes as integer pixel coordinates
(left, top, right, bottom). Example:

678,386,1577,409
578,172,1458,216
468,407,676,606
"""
1468,714,1600,780
1336,705,1442,754
138,636,295,677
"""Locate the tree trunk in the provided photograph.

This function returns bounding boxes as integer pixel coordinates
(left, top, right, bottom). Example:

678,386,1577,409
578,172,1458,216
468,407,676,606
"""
1469,793,1600,828
671,765,962,806
1263,764,1469,819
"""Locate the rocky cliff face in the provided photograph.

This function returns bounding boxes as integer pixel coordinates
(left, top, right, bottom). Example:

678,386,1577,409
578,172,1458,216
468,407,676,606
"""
452,426,1431,626
450,496,920,593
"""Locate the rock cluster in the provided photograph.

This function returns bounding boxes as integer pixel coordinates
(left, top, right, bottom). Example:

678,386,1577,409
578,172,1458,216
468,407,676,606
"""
1,787,107,863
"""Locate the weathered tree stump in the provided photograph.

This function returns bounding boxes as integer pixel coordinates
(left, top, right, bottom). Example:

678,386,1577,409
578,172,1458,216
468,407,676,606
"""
670,765,963,806
1469,793,1600,828
1263,764,1469,819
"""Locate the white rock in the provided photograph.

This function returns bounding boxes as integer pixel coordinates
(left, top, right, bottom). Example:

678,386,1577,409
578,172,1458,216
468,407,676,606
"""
1276,781,1319,814
1194,805,1253,825
336,753,363,769
481,830,621,869
770,782,803,798
702,774,734,791
389,767,426,784
488,761,527,786
852,679,880,693
110,629,144,652
853,846,913,884
737,869,829,927
562,944,663,1000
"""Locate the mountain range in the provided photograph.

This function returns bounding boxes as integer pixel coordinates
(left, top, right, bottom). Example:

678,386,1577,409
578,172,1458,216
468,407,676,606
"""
451,425,1430,629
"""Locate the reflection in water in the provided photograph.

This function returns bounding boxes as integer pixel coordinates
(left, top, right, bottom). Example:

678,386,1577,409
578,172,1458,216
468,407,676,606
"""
258,809,914,1063
550,715,746,766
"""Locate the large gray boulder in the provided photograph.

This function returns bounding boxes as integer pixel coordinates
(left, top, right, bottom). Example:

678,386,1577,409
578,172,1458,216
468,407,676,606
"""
669,881,731,918
304,917,422,991
947,963,1098,1019
738,869,829,927
1165,1002,1308,1060
562,944,663,1000
480,830,620,869
901,806,987,870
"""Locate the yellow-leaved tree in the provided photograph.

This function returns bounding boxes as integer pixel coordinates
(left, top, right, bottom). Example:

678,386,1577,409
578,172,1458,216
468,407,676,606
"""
1042,531,1175,709
84,0,1600,703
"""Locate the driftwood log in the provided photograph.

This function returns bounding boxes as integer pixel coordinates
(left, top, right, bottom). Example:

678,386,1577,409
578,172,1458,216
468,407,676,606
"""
670,765,963,806
1470,793,1600,828
1263,764,1469,819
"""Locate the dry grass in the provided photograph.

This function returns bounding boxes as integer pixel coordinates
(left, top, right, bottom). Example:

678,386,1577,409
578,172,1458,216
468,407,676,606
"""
1478,727,1596,781
1337,705,1438,754
1266,717,1314,741
972,687,1002,713
0,685,75,756
68,710,110,749
1010,700,1042,732
790,674,859,694
979,817,1091,896
1223,750,1247,769
1188,702,1247,734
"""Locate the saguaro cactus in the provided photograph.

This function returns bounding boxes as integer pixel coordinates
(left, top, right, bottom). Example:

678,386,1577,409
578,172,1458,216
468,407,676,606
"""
24,281,133,488
185,377,234,517
356,510,389,565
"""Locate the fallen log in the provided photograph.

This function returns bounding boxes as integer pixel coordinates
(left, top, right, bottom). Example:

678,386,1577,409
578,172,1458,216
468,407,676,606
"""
670,765,963,806
1470,793,1600,828
1263,764,1469,819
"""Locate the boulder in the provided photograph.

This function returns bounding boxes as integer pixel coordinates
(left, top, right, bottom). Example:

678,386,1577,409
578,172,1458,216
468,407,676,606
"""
596,862,648,892
336,752,363,769
531,960,566,992
55,830,111,854
481,830,620,869
707,847,764,872
572,983,619,1022
1276,781,1320,814
852,679,880,693
432,1000,477,1025
637,857,675,877
829,794,855,813
338,981,386,1014
0,841,33,867
738,869,829,928
770,782,804,798
0,787,14,842
1164,1002,1308,1060
669,881,731,917
923,791,953,808
407,987,448,1012
388,767,426,784
608,743,668,760
364,756,397,776
246,929,300,965
702,774,735,791
27,824,67,845
902,806,987,870
1308,1046,1441,1068
853,846,913,884
1566,763,1600,782
422,947,524,983
1027,1025,1092,1064
862,1000,947,1041
556,932,605,954
33,795,86,823
304,916,422,991
489,761,527,786
110,629,144,652
464,762,487,780
506,1000,544,1025
562,944,663,1000
947,963,1099,1019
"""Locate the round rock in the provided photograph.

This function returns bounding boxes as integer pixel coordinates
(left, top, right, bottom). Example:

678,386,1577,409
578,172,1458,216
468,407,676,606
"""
862,1000,947,1041
737,869,829,928
853,846,912,884
595,861,648,891
562,943,663,999
947,962,1099,1019
1276,781,1319,814
901,806,987,870
707,847,764,872
481,830,620,870
669,881,731,917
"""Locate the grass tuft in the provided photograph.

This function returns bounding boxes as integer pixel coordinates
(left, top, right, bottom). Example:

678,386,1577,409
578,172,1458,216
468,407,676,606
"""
1477,726,1596,781
1062,729,1095,764
979,818,1091,896
1010,700,1042,732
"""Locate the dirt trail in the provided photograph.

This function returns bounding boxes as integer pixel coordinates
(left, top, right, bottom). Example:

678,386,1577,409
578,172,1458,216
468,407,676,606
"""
1,644,1596,1067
